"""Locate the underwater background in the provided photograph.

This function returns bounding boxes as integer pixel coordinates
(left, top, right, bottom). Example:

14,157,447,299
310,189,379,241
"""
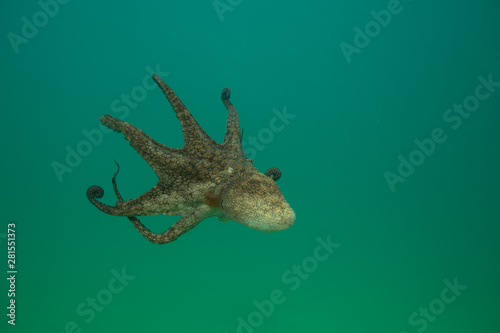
1,0,500,332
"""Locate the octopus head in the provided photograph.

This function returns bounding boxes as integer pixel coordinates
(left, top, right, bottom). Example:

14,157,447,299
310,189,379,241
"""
205,166,295,232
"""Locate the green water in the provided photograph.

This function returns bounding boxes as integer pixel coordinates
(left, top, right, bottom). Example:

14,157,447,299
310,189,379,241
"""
2,1,500,332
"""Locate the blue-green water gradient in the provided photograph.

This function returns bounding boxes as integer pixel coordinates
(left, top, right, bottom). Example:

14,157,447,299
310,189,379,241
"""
1,1,499,332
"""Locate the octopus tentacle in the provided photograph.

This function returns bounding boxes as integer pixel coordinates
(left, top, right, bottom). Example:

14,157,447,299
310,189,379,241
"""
112,160,124,201
265,167,281,181
111,161,210,244
221,88,240,145
96,160,211,244
100,114,177,152
88,182,187,217
99,114,193,184
110,161,176,244
111,161,149,236
152,74,216,149
128,207,210,244
86,186,119,215
221,88,248,161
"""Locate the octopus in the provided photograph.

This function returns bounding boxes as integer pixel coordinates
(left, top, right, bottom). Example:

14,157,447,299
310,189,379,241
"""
86,74,295,244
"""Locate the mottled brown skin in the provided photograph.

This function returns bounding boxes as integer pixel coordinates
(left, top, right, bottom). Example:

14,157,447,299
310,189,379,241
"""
264,167,281,181
87,74,295,244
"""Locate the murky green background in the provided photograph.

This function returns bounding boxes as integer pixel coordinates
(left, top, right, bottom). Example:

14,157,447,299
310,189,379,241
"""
2,1,500,332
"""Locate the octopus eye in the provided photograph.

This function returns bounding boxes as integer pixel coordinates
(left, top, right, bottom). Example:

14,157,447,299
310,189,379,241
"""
265,167,281,181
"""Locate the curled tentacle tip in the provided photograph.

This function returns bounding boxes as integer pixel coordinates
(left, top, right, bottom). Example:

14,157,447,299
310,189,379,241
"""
265,167,281,181
221,88,231,101
87,185,104,200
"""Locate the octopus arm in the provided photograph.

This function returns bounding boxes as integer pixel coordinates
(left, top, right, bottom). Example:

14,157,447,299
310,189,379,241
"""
102,162,215,244
129,205,215,244
220,88,251,163
152,74,217,150
221,88,241,148
99,114,197,184
87,182,181,217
